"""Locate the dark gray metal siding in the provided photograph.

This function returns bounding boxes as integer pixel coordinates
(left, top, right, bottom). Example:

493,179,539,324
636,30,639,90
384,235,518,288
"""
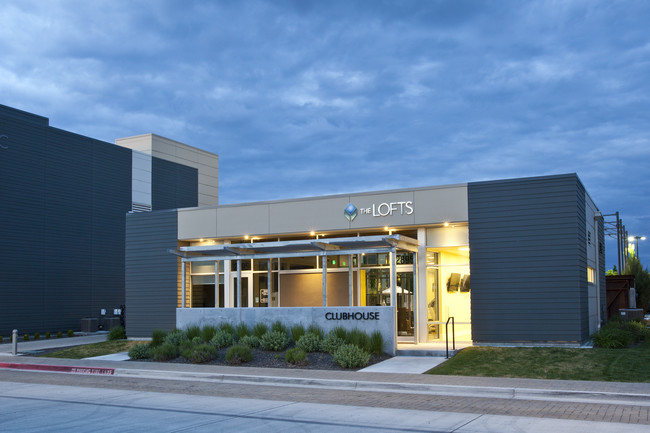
152,157,198,210
125,210,179,337
468,174,589,343
0,105,132,335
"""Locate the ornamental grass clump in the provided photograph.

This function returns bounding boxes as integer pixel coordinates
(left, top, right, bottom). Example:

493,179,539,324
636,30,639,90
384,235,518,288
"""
321,333,345,354
226,344,252,365
218,322,236,336
345,328,370,352
182,343,217,364
369,331,384,355
307,324,324,339
333,344,371,369
296,333,321,353
185,325,202,341
285,348,308,366
239,335,260,348
45,332,51,339
236,323,250,339
108,326,126,341
201,325,218,343
151,329,167,348
34,332,40,340
252,323,269,338
151,343,179,361
260,330,290,351
57,331,63,338
290,324,306,343
331,326,348,341
210,329,235,348
271,320,288,336
592,319,648,349
128,343,151,360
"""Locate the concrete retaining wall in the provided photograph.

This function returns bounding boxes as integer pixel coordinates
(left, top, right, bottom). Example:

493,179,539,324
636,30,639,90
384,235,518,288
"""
177,306,395,354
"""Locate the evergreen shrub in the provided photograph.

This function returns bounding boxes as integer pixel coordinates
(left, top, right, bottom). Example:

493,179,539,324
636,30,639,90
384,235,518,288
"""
108,326,126,341
239,335,260,348
296,333,321,352
333,344,371,369
321,333,345,354
210,330,235,348
128,343,151,360
260,330,290,351
151,343,178,361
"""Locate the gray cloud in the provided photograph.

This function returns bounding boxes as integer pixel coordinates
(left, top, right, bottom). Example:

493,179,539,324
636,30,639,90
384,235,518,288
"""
1,0,649,267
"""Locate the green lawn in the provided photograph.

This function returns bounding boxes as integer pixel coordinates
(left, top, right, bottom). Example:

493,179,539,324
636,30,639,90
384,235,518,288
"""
428,340,650,382
40,340,144,359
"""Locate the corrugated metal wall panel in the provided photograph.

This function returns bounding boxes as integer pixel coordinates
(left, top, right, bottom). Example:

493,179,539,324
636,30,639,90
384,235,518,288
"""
125,210,179,337
468,174,589,343
152,157,198,210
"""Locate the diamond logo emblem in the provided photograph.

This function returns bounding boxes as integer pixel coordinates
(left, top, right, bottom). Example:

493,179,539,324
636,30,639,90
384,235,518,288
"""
344,203,358,221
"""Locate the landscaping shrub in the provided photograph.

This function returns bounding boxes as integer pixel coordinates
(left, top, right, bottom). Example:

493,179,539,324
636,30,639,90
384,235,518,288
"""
252,323,269,338
260,330,290,351
239,335,260,348
290,324,306,343
45,332,51,339
271,320,288,336
151,329,167,348
128,343,151,360
285,348,308,366
108,326,126,341
67,330,74,337
201,325,218,343
0,335,2,343
183,343,217,364
23,334,29,341
34,332,40,341
185,325,202,341
307,324,324,339
191,336,203,345
296,333,321,352
226,344,252,365
164,329,188,347
151,343,179,361
369,331,384,355
333,344,371,369
345,328,370,352
236,323,250,339
218,322,236,336
57,331,63,338
592,320,648,348
321,333,345,354
210,329,235,348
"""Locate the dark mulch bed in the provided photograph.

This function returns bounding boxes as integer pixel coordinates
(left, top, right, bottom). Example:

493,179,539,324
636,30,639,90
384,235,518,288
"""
146,347,391,371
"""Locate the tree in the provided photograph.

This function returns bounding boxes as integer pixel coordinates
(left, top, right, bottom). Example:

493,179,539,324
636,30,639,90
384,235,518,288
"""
606,265,618,276
623,255,650,312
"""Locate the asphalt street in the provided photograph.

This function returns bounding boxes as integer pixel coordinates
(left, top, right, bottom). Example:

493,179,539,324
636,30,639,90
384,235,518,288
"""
0,379,648,433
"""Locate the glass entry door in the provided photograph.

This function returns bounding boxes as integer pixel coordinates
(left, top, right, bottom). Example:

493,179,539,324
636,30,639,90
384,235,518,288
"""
231,274,252,307
396,272,414,338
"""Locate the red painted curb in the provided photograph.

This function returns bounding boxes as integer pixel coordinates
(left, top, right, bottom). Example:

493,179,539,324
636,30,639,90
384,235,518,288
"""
0,362,114,375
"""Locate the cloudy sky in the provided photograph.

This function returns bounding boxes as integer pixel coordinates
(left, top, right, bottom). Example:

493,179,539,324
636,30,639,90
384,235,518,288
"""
1,0,648,269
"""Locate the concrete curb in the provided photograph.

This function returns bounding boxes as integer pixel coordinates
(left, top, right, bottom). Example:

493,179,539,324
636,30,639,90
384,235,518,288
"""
113,368,650,407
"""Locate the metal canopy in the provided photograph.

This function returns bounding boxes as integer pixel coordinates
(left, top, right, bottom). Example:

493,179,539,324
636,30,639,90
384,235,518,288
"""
172,234,419,261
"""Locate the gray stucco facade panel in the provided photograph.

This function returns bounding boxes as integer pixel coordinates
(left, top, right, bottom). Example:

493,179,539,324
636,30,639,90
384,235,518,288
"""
468,174,589,343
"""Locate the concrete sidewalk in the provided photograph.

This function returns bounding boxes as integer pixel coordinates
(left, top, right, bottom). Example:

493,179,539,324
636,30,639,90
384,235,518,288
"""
2,352,650,408
0,333,108,354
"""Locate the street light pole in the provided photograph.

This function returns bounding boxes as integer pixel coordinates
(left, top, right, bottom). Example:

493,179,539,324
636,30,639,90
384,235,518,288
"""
628,235,647,260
